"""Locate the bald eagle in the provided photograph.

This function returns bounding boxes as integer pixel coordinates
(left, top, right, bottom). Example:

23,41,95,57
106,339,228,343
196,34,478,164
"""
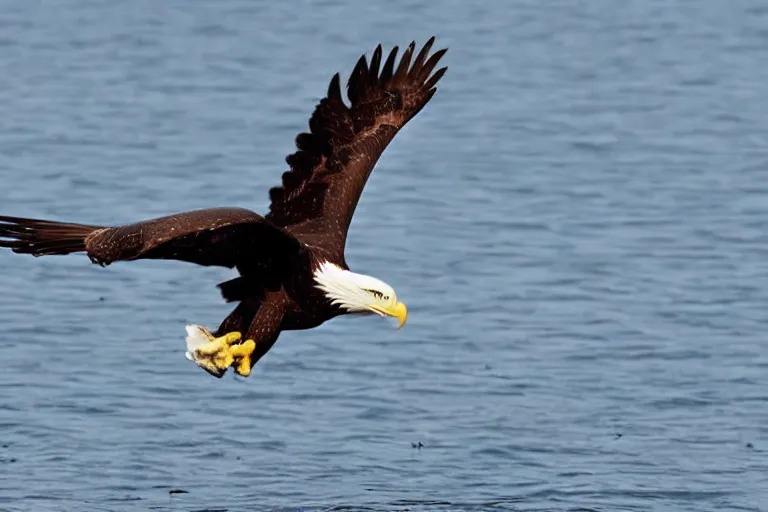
0,38,447,378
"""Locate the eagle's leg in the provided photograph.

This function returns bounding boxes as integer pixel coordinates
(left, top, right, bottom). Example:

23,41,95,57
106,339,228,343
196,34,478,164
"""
184,325,251,378
230,299,286,377
184,299,283,378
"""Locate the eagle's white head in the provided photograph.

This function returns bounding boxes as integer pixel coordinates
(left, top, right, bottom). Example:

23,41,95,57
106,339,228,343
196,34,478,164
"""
313,261,408,329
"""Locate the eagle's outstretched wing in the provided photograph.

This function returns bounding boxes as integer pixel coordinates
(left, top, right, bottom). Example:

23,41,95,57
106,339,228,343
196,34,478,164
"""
0,207,301,271
266,37,447,261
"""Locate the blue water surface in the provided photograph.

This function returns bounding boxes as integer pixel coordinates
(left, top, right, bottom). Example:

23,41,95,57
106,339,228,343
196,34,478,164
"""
1,1,767,511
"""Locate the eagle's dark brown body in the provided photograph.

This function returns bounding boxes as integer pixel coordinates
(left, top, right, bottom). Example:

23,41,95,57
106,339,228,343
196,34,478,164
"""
0,38,447,371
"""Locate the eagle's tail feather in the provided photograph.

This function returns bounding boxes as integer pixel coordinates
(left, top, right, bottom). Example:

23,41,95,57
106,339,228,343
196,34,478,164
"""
0,215,102,257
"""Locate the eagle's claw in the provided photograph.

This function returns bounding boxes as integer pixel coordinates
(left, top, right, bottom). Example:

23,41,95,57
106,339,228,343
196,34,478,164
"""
185,325,256,378
231,339,256,377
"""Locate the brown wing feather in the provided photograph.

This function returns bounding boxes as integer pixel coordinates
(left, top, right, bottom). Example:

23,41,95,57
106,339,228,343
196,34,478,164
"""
78,207,299,269
266,37,448,260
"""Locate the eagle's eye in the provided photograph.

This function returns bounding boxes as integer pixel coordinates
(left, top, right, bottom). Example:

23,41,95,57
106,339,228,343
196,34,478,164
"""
365,289,384,299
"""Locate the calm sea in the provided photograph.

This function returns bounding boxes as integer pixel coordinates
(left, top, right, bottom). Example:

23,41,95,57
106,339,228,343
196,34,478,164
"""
1,1,767,511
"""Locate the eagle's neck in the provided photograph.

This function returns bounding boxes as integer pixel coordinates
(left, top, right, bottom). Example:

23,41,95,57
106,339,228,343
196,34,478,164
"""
313,261,380,313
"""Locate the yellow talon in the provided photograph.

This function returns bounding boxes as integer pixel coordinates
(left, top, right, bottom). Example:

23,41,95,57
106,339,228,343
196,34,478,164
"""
231,339,256,377
184,325,251,378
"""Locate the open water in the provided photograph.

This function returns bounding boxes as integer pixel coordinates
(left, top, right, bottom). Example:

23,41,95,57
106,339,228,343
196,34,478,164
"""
1,1,767,511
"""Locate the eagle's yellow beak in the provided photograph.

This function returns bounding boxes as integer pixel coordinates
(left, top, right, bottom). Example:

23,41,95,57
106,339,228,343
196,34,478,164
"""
372,301,408,329
392,301,408,330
